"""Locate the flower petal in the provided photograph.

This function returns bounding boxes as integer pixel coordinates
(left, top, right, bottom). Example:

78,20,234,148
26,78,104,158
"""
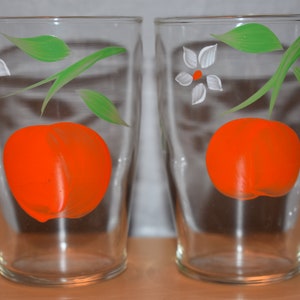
183,47,197,69
175,72,193,86
198,44,217,69
207,75,223,91
192,83,206,105
0,59,10,76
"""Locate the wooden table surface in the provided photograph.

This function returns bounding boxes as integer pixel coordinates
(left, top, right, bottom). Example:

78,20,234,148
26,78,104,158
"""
1,237,300,299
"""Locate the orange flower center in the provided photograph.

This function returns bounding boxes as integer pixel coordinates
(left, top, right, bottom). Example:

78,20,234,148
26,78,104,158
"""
193,69,203,81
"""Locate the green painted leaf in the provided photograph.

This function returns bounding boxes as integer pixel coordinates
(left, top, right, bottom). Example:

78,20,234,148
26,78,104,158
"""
77,89,129,126
212,23,283,53
224,35,300,117
41,46,126,114
268,36,300,116
294,66,300,82
0,46,126,115
1,33,70,62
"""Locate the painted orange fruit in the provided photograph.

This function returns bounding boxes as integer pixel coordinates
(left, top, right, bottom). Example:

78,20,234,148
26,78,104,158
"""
3,122,112,222
206,118,300,200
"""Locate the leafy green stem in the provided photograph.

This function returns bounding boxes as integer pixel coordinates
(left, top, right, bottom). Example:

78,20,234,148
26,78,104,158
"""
1,47,126,115
269,36,300,116
225,77,273,114
225,36,300,117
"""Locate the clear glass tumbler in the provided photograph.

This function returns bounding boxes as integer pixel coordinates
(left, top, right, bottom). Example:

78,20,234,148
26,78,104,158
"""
155,15,300,284
0,16,142,286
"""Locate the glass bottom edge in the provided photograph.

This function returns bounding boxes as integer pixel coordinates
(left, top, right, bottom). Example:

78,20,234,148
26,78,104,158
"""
176,257,300,285
0,260,127,287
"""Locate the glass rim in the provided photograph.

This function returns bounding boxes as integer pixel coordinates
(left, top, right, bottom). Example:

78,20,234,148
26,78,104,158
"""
155,14,300,25
0,16,143,23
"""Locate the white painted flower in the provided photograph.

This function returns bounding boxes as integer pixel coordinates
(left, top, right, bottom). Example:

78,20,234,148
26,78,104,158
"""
175,44,222,105
0,59,10,76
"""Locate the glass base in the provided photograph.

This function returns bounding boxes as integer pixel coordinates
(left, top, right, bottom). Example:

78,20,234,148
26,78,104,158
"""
0,252,127,287
176,251,299,285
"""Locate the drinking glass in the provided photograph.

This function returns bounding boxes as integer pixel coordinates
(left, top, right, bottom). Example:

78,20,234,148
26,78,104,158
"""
0,16,142,286
155,15,300,284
